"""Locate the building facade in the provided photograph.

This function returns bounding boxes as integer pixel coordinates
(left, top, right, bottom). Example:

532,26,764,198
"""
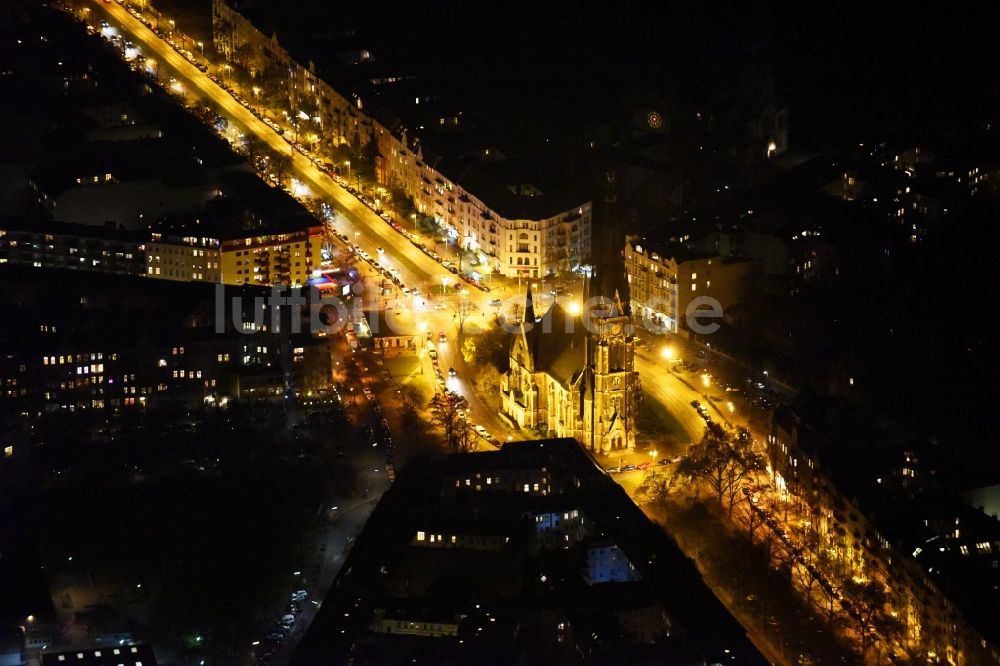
220,225,322,287
624,235,757,332
146,230,222,283
768,406,1000,664
0,221,146,276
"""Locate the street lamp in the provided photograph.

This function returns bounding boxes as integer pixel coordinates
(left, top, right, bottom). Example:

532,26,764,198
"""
197,41,204,56
660,346,674,361
568,301,581,316
441,275,448,295
649,449,658,463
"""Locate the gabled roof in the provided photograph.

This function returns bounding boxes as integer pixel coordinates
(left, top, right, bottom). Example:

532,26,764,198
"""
518,302,587,387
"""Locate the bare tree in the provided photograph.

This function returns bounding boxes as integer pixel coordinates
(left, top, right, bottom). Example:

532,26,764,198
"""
841,578,902,657
453,416,476,453
636,470,680,508
452,297,477,334
269,150,293,187
429,390,470,451
676,422,766,516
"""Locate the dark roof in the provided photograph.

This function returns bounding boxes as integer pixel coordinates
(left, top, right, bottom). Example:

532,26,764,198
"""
523,302,587,386
0,216,148,242
28,138,237,198
291,438,766,664
429,154,586,220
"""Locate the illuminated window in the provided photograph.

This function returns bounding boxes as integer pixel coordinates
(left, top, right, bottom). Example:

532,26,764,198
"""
416,531,425,541
3,446,12,458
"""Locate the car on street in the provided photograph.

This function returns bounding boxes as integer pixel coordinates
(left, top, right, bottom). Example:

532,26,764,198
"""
448,366,457,377
621,464,637,472
438,332,447,343
657,458,671,466
362,387,374,401
489,299,502,307
291,590,308,602
690,400,701,409
637,462,651,470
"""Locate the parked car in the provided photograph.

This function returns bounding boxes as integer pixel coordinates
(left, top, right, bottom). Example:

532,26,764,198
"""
622,464,637,472
438,332,447,343
448,366,457,377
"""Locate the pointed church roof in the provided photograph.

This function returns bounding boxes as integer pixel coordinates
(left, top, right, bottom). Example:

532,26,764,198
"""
518,302,587,386
524,285,536,324
586,172,631,316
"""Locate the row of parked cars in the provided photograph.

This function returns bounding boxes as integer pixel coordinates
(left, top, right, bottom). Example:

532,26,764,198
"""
255,589,308,664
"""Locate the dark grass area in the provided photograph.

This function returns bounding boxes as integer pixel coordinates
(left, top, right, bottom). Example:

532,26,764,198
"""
637,392,684,448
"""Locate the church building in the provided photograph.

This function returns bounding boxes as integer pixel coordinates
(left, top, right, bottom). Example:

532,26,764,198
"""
501,273,640,455
501,173,639,455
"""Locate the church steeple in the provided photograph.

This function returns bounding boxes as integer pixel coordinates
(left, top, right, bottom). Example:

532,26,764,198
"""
524,284,536,324
586,172,631,316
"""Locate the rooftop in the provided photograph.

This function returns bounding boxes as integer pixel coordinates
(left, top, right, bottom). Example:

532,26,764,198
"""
291,438,765,664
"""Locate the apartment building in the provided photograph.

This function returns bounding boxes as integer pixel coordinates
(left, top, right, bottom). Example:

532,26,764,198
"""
211,0,591,277
624,235,757,333
220,225,323,287
0,219,146,276
146,228,222,283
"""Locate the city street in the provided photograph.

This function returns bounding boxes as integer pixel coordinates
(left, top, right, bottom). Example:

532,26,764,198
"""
86,0,465,299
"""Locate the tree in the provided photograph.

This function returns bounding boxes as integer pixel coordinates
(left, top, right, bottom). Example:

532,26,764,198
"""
342,356,364,407
840,578,901,656
740,485,767,542
509,303,524,325
676,422,765,516
452,297,477,334
453,415,476,453
636,470,679,508
267,149,293,187
243,135,265,170
429,391,470,451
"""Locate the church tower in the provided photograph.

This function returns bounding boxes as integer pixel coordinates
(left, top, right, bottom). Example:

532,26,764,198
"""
584,173,640,454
